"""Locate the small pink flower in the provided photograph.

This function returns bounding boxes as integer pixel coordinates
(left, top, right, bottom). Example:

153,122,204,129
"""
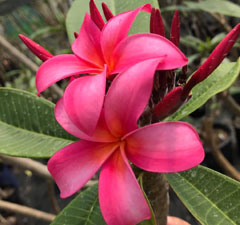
48,59,204,225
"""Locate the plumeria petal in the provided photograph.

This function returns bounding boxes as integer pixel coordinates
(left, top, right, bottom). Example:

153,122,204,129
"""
125,122,204,172
99,147,151,225
48,141,118,198
112,33,188,73
36,54,101,94
72,13,105,68
19,34,53,61
64,69,106,136
104,59,160,137
101,4,151,67
55,98,117,142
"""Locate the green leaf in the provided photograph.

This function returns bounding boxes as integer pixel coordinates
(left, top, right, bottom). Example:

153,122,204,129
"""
166,58,240,121
51,183,106,225
184,0,240,18
162,0,240,18
66,0,159,44
0,88,75,158
166,166,240,225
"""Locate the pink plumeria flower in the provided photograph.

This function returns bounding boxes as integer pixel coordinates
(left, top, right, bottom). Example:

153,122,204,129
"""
34,3,188,136
48,59,204,225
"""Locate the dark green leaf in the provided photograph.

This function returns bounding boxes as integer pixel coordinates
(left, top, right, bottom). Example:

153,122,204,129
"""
166,166,240,225
0,88,75,158
51,183,106,225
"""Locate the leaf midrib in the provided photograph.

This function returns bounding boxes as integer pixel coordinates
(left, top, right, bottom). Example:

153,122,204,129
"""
0,120,74,143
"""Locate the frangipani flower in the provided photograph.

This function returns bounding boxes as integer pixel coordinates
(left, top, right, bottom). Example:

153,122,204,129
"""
34,3,188,136
48,59,204,225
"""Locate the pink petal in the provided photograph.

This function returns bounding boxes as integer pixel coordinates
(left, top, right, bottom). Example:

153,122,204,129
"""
124,122,205,172
112,33,188,74
36,54,101,94
55,98,117,142
18,34,53,61
104,59,160,137
48,141,118,198
99,147,151,225
64,70,106,136
72,13,105,68
101,4,151,68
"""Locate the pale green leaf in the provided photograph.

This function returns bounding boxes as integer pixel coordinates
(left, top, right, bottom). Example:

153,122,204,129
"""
166,58,240,121
185,0,240,18
162,0,240,18
51,183,106,225
166,166,240,225
66,0,159,44
0,88,75,158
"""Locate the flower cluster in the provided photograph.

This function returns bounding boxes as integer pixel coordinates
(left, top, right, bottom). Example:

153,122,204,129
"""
19,1,239,225
149,8,240,120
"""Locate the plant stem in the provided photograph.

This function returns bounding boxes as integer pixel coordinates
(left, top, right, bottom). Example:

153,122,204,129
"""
143,172,169,225
203,117,240,181
0,154,96,187
0,154,51,179
219,91,240,117
0,200,56,222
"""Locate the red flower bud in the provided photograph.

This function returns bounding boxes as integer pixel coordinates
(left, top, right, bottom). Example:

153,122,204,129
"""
150,8,165,37
89,0,105,30
102,2,114,21
74,32,79,39
182,24,240,99
154,86,184,120
170,10,180,47
18,34,53,62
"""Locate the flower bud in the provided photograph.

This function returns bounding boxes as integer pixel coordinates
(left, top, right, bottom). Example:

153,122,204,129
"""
150,8,165,37
102,2,114,21
154,86,185,120
170,10,180,47
18,34,53,62
89,0,105,30
182,24,240,99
